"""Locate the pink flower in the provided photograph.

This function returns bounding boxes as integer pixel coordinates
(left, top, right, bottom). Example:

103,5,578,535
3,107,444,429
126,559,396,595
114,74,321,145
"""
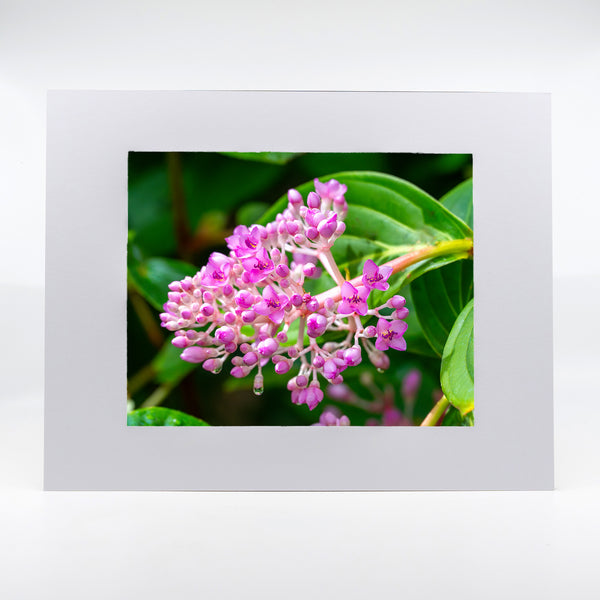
375,318,408,351
253,285,289,324
337,281,370,316
242,247,275,283
200,252,232,288
225,225,262,258
362,259,392,291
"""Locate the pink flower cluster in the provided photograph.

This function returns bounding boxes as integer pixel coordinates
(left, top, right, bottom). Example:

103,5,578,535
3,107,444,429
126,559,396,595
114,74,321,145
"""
160,178,409,415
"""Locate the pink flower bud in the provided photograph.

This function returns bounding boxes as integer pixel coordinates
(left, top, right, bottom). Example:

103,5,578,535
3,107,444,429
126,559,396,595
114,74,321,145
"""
286,221,300,235
243,351,258,366
293,233,306,245
288,189,303,206
306,298,319,312
172,336,189,349
275,264,290,278
306,227,319,240
290,294,303,307
276,331,288,343
215,326,235,343
230,366,247,378
201,303,214,317
257,338,278,357
394,307,409,319
180,347,218,363
305,384,324,410
303,263,317,278
313,355,325,368
343,345,362,366
388,295,406,309
241,310,256,323
307,313,328,338
235,290,255,308
307,192,321,209
275,360,291,375
296,375,308,388
363,325,377,338
224,312,236,324
369,350,390,371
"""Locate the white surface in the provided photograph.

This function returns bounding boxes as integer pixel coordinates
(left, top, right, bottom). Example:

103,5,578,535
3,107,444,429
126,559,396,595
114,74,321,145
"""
1,0,599,598
45,91,552,491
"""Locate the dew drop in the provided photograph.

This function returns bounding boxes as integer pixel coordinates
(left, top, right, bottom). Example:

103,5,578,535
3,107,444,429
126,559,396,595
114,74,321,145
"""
376,368,385,374
212,364,222,374
253,385,264,396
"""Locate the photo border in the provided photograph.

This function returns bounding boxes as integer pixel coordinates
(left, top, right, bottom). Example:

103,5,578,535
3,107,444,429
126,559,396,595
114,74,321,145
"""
45,91,553,490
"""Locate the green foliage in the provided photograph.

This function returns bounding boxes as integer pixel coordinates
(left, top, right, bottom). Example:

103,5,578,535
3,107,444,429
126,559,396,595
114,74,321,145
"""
440,299,474,416
442,405,474,426
127,407,210,426
128,254,198,311
440,178,473,229
411,261,473,357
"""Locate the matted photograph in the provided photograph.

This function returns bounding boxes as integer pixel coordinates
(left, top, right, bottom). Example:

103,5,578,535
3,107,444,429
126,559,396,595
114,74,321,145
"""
45,91,553,490
127,152,474,427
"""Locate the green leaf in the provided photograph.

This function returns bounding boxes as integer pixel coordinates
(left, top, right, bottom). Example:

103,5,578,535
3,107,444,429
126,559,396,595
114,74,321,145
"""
258,171,472,304
128,255,198,312
440,178,473,229
440,299,474,416
220,152,301,165
410,260,473,357
127,407,209,426
401,285,441,358
441,405,474,426
152,341,198,385
236,202,270,226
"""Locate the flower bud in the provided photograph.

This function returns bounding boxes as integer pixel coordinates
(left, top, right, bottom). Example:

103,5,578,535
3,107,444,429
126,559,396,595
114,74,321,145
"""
180,347,218,363
288,188,303,207
307,192,321,209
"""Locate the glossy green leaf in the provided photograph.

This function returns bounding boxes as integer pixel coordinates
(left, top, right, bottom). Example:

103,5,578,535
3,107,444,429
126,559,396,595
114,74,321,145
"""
440,178,473,229
440,299,474,416
127,407,209,426
410,259,473,356
259,171,472,304
441,405,474,426
401,285,441,358
220,152,301,165
128,255,198,312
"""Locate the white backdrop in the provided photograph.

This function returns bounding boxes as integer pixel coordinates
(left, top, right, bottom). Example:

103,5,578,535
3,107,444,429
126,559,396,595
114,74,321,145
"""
1,1,599,598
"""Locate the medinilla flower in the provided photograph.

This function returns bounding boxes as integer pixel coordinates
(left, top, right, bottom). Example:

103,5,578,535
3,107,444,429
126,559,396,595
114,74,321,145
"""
159,177,410,420
375,318,408,352
337,281,370,316
362,259,392,291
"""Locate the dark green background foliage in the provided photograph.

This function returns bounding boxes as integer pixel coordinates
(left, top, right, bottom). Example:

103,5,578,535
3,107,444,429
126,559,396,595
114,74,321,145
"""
127,152,473,426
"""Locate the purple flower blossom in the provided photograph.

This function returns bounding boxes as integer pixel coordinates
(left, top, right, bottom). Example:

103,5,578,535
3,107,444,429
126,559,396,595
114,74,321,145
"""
200,252,232,288
375,318,408,352
337,281,370,316
241,247,275,283
225,225,262,258
253,285,289,324
362,259,393,291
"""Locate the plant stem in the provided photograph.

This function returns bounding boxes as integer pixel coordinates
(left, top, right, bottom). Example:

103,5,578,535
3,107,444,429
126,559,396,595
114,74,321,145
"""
315,238,473,307
420,395,450,426
141,383,174,408
167,152,192,261
318,249,346,286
